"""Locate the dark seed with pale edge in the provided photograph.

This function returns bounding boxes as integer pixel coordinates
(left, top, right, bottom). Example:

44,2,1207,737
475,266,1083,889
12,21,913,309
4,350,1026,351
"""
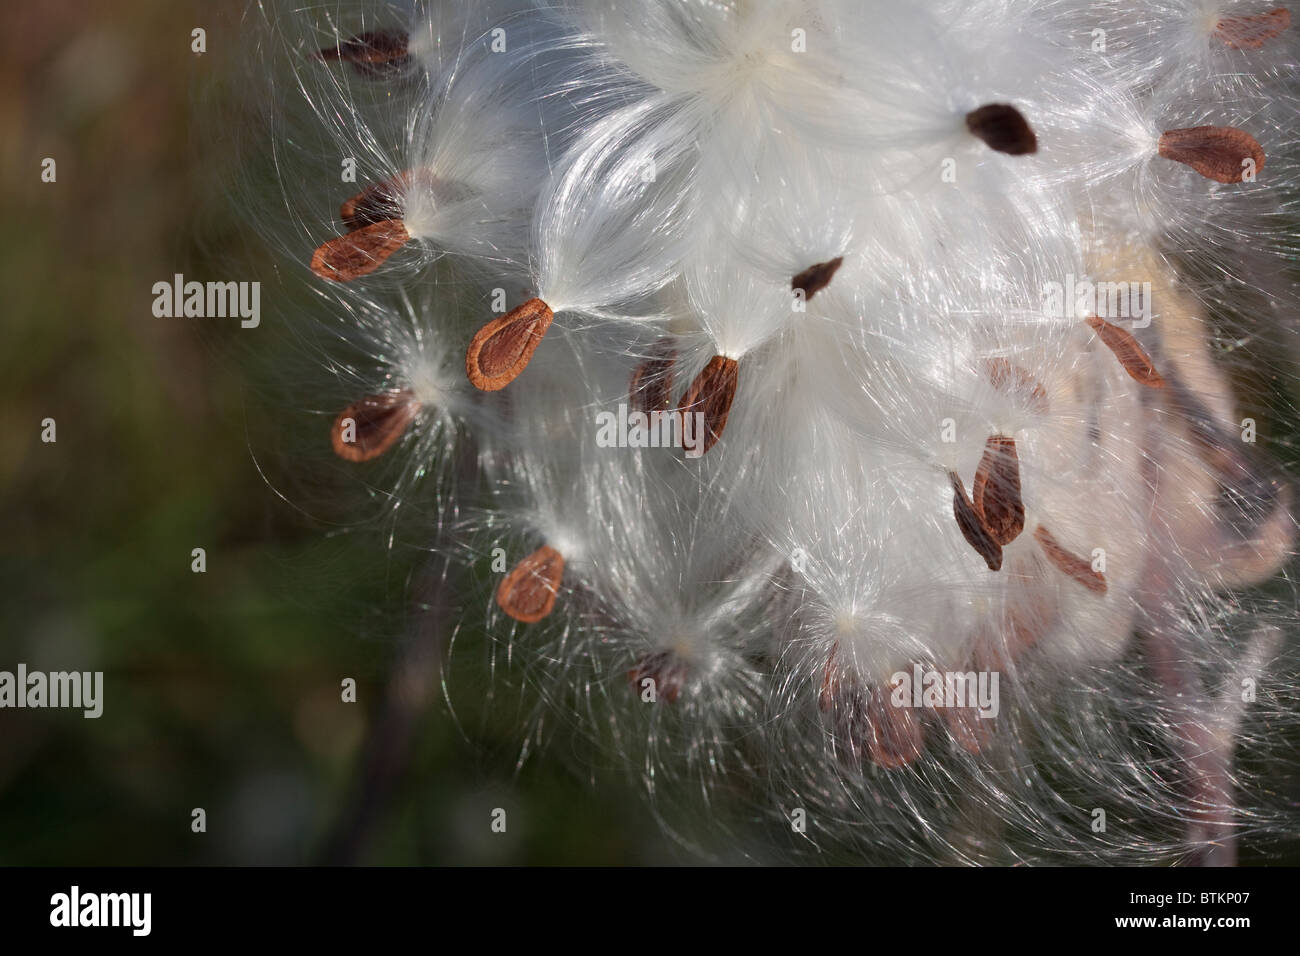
314,31,410,77
465,298,554,392
1033,525,1107,594
330,390,418,462
965,103,1038,155
1157,126,1265,184
310,219,410,282
984,358,1049,414
1215,8,1290,50
496,545,565,623
628,651,688,703
1085,315,1166,388
951,472,1003,571
341,172,412,231
677,355,739,455
629,338,677,415
791,257,844,301
973,435,1025,546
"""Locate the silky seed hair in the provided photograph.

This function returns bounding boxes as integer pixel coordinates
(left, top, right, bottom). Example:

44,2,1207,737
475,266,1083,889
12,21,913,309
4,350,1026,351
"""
242,0,1300,864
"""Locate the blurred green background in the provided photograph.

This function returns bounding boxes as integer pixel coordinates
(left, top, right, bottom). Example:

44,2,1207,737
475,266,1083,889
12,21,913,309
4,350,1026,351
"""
0,0,670,865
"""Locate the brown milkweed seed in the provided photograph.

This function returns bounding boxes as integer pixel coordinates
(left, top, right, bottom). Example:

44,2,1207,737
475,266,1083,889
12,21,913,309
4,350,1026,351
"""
496,545,565,623
314,31,410,77
791,257,844,301
865,688,924,769
1215,8,1290,50
677,355,739,455
1157,126,1265,184
951,472,1003,571
629,338,677,415
984,358,1050,414
310,219,410,282
973,435,1025,546
965,103,1038,155
331,389,419,462
341,172,412,231
1033,525,1107,594
1085,315,1166,388
465,298,555,392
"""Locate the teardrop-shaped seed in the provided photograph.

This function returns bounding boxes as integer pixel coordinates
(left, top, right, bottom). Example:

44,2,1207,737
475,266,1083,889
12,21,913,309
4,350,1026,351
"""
331,389,418,462
314,31,410,77
973,435,1025,546
1157,126,1265,184
1215,8,1290,50
496,545,565,623
629,338,677,415
677,355,739,455
984,358,1049,414
1085,315,1165,388
465,298,554,391
791,256,844,301
951,472,1003,571
965,103,1038,155
310,219,410,282
1033,525,1107,594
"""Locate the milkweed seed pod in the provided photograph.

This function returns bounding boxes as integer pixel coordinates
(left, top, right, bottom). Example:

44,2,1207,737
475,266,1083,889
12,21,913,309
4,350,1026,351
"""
242,0,1300,864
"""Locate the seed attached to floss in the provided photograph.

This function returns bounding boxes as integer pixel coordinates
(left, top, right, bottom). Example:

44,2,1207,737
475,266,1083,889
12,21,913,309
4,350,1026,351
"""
791,256,844,301
331,389,419,462
677,355,739,455
628,650,689,703
310,219,411,282
1033,525,1107,594
984,358,1050,414
965,103,1038,155
465,298,555,391
340,172,414,231
973,435,1025,547
865,688,924,769
1085,315,1166,388
1157,126,1265,184
1215,8,1290,50
951,472,1003,571
629,338,677,415
314,31,410,77
496,545,566,623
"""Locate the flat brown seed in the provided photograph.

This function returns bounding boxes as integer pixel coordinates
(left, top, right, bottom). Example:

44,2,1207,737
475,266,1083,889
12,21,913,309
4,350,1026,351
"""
791,256,844,301
1034,525,1107,594
341,172,412,231
628,651,688,703
315,31,410,77
330,389,418,462
1157,126,1265,184
1215,8,1290,49
465,298,555,391
496,545,565,623
984,358,1050,414
1085,315,1166,388
865,689,924,769
972,435,1025,546
629,338,677,415
951,472,1003,571
965,103,1038,155
310,219,410,282
677,355,739,455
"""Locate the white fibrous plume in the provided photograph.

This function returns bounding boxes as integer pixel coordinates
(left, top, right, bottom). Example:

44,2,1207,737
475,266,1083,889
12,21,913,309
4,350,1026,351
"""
245,0,1300,864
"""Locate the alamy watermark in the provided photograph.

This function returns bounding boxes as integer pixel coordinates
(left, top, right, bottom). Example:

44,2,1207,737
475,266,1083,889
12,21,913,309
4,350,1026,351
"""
0,664,102,718
152,274,260,328
1043,273,1152,328
596,404,707,459
889,664,999,718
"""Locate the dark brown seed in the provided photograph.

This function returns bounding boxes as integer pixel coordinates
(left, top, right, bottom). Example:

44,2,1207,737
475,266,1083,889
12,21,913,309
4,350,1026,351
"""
496,545,565,623
984,358,1050,414
341,171,413,231
1215,8,1290,50
1033,525,1107,594
310,219,410,282
865,688,924,769
628,651,689,703
1157,126,1265,184
972,435,1025,546
629,338,677,415
1085,315,1166,388
314,31,410,78
965,103,1038,155
465,298,555,392
677,355,739,455
951,472,1003,571
791,257,844,301
330,389,418,462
